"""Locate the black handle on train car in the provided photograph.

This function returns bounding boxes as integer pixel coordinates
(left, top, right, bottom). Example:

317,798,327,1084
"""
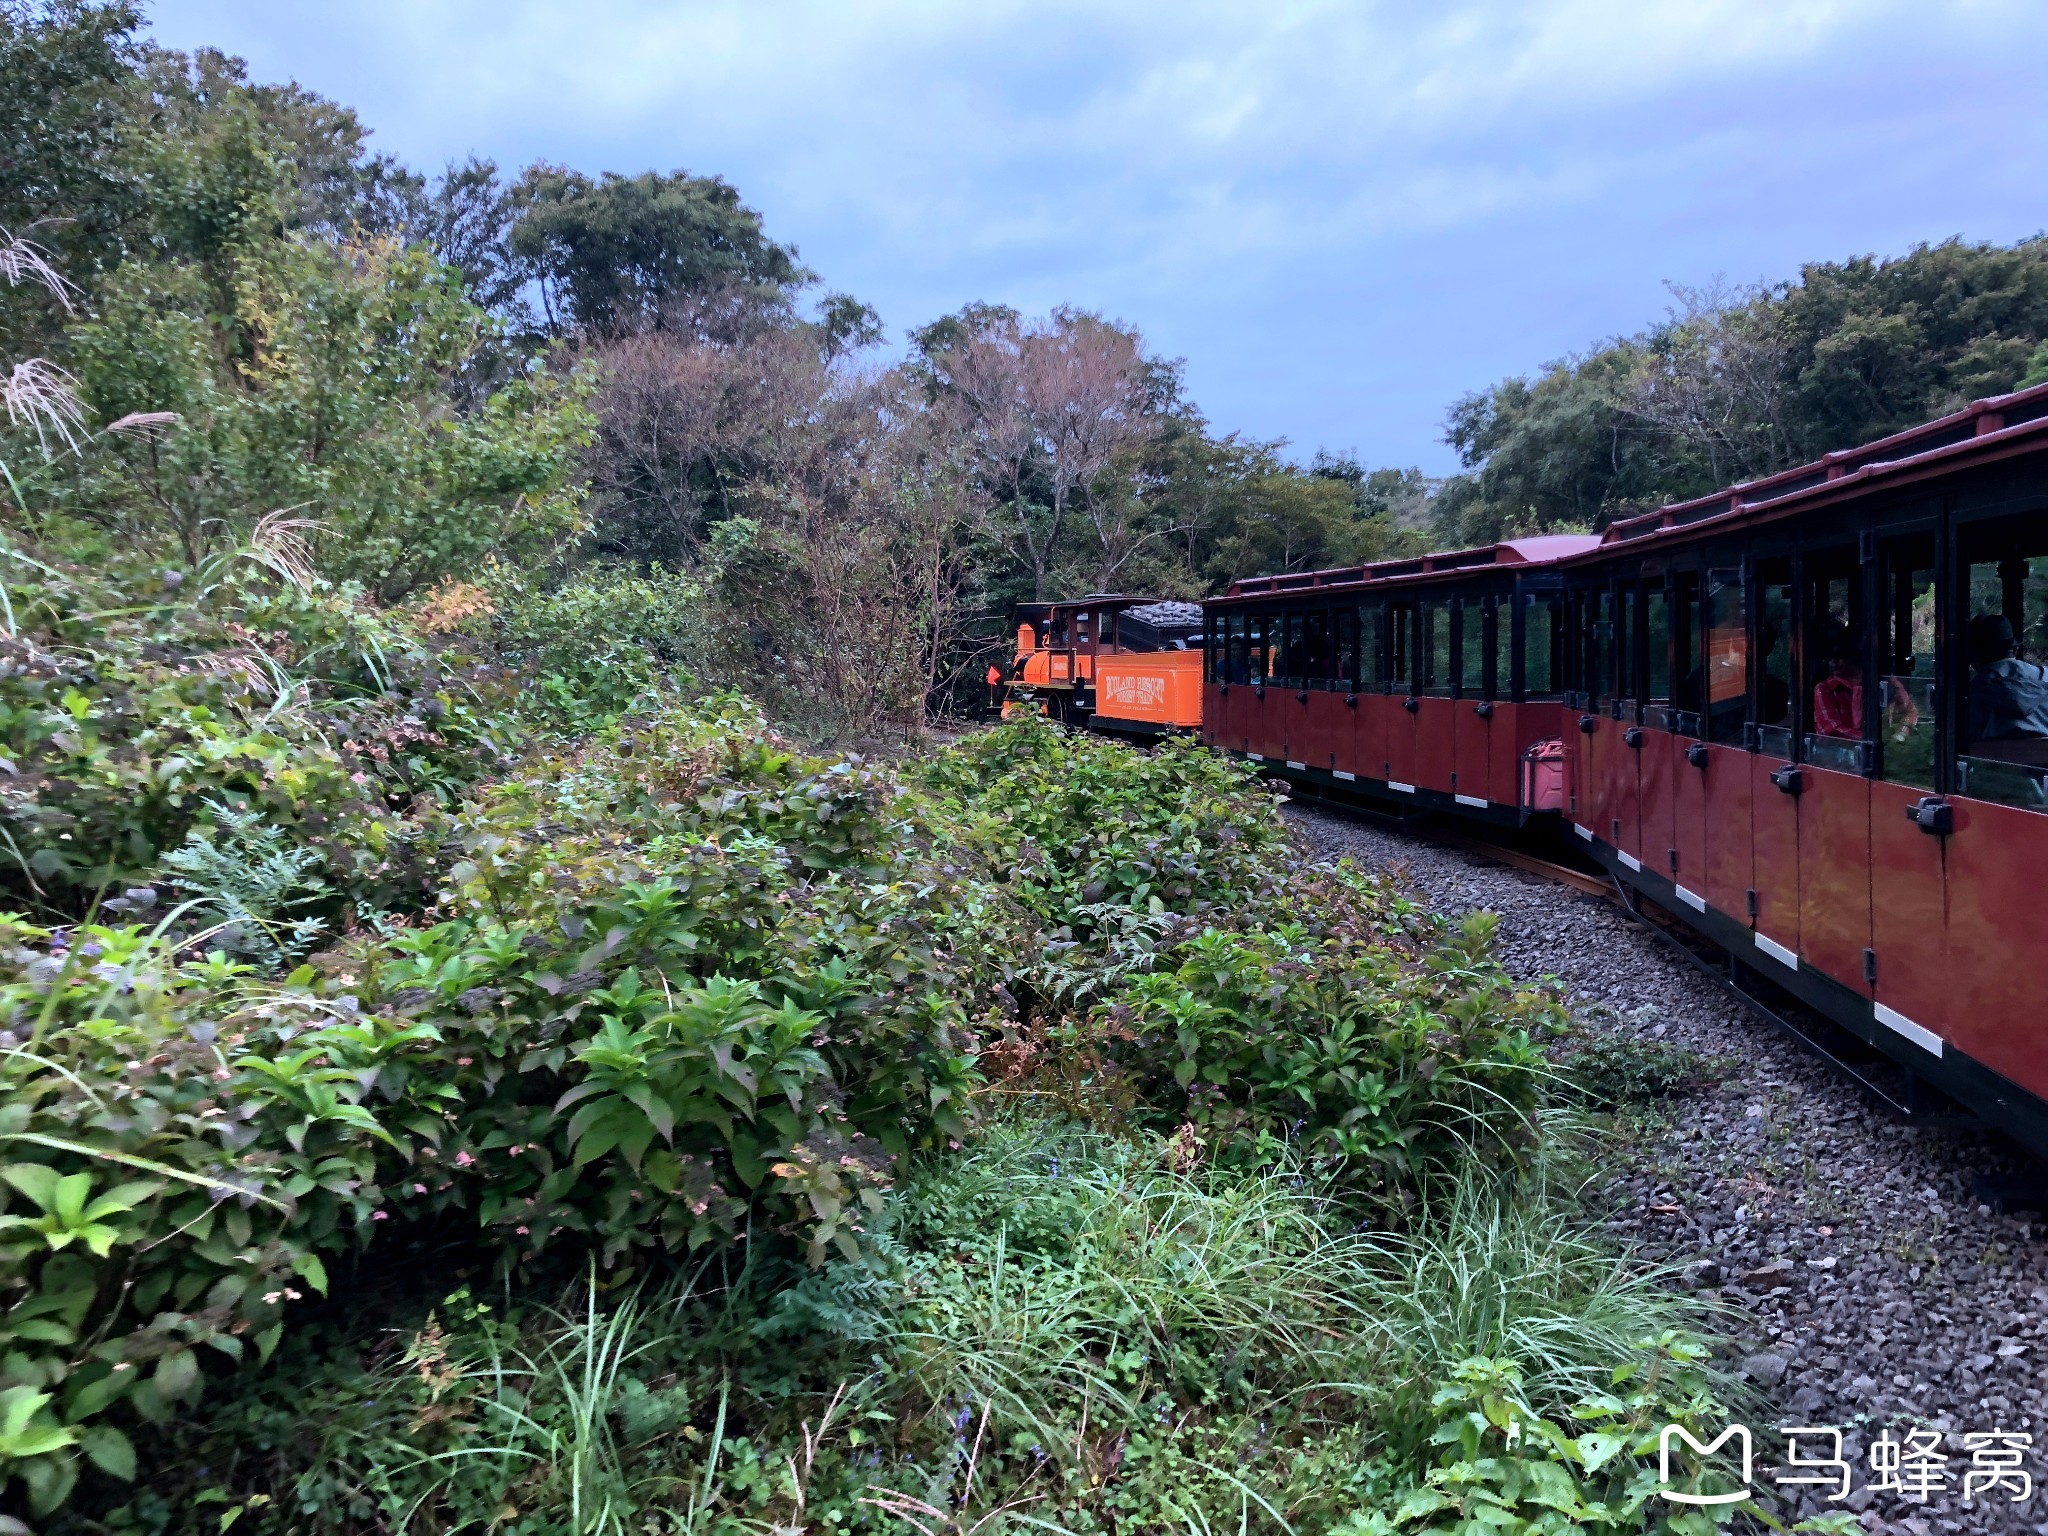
1473,702,1494,719
1686,742,1709,769
1770,765,1805,796
1254,685,1265,699
1344,693,1358,708
1403,696,1420,713
1577,714,1597,734
1907,796,1953,836
1296,690,1309,703
1624,726,1645,749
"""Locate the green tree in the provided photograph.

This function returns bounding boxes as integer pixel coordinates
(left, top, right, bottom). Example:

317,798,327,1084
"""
71,229,593,596
508,165,809,336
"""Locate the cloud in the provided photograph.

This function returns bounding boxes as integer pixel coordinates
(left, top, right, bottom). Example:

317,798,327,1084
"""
149,0,2048,466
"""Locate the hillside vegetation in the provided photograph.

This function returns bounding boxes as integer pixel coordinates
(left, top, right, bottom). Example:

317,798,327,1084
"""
0,4,1948,1531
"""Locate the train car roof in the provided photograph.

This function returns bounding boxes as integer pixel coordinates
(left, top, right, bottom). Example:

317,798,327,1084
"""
1593,377,2048,550
1209,378,2048,604
1217,534,1602,600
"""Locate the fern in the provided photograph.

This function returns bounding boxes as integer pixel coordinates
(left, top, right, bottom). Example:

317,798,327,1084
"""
159,800,331,966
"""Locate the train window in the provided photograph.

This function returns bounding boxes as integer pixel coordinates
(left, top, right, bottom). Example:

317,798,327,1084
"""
1614,589,1635,706
1671,573,1701,730
1705,568,1747,744
1357,601,1384,689
1270,609,1296,686
1302,607,1331,687
1755,562,1795,757
1802,550,1868,773
1389,601,1414,692
1247,611,1268,685
1333,606,1359,691
1646,585,1671,705
1457,600,1485,695
1491,598,1511,700
1420,601,1452,695
1521,593,1561,697
1224,612,1247,684
1879,535,1937,791
1957,521,2048,808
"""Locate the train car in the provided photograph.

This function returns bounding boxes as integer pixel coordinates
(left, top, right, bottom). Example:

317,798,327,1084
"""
1201,378,2048,1164
1008,595,1204,735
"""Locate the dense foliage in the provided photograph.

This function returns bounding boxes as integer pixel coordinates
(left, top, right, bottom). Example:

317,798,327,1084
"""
1435,243,2048,544
0,5,1928,1530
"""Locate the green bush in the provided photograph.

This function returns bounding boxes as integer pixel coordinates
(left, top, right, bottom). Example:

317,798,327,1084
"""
459,562,704,738
0,700,984,1517
0,552,522,919
1087,912,1558,1200
919,715,1295,933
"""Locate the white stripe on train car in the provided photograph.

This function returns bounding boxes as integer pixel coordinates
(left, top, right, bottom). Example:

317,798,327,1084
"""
1454,793,1488,808
1332,770,1356,781
1675,885,1707,912
1754,932,1798,970
1573,823,1594,841
1285,760,1306,770
1617,850,1642,872
1875,1002,1943,1057
1389,781,1416,794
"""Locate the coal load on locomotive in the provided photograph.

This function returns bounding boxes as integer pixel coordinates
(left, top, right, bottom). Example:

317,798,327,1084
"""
1007,379,2048,1167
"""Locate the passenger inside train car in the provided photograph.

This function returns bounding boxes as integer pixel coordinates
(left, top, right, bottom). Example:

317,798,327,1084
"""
1960,521,2048,806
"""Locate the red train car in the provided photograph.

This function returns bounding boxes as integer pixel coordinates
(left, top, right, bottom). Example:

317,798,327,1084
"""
1201,380,2048,1163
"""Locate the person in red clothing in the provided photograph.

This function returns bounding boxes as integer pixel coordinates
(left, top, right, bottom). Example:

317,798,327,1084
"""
1812,628,1917,740
1811,637,1863,738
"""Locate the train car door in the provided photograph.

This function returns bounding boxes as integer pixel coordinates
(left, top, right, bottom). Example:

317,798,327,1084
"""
1452,595,1493,806
1609,587,1645,865
1866,531,1949,1057
1665,573,1708,903
1750,561,1802,967
1350,599,1387,785
1385,599,1420,788
1513,590,1566,811
1943,522,2048,1096
1699,568,1753,922
1796,547,1875,998
1580,589,1626,851
1638,581,1679,882
1485,597,1520,807
1413,596,1458,795
1249,606,1285,760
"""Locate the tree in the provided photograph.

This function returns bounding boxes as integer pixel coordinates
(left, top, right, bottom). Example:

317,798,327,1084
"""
507,165,808,336
71,232,594,597
916,305,1162,600
0,0,145,352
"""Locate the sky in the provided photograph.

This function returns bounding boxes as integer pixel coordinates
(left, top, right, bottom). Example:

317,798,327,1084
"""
145,0,2048,475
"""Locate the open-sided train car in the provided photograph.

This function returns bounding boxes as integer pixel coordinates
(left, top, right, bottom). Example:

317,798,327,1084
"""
1200,379,2048,1163
1008,595,1205,734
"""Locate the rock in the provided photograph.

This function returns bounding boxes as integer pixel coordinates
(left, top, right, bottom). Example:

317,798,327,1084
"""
1742,1351,1790,1385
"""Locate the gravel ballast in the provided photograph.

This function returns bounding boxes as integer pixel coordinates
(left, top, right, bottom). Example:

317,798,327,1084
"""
1287,802,2048,1536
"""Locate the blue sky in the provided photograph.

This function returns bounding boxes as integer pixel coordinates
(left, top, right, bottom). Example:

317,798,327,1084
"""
145,1,2048,474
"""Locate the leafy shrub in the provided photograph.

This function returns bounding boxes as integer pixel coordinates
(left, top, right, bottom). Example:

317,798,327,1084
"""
920,715,1295,933
439,562,704,738
1562,1030,1717,1108
0,552,522,919
1087,912,1558,1200
0,698,991,1516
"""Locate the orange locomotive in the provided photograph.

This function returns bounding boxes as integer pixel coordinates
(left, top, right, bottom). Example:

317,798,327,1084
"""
1006,596,1205,735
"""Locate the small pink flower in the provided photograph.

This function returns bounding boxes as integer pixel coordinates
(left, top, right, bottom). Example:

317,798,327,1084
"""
515,1225,529,1235
456,1057,473,1067
412,1183,427,1194
371,1210,389,1221
455,1151,475,1167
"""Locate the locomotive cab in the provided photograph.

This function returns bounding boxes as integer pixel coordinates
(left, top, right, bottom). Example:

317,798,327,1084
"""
1006,595,1205,733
